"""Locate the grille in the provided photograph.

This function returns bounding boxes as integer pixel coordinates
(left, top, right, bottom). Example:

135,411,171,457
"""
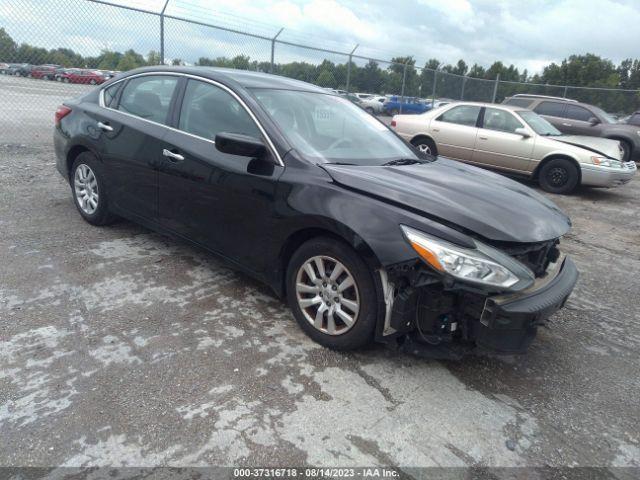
500,239,561,278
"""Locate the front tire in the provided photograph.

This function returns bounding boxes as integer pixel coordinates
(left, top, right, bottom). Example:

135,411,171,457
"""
286,237,377,350
538,158,579,194
71,152,117,226
411,137,437,156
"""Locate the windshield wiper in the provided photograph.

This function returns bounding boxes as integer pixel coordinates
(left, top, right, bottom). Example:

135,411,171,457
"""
382,158,425,166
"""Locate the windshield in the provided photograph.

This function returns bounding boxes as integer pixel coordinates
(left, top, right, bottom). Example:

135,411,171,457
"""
252,89,418,165
517,110,562,136
590,106,616,124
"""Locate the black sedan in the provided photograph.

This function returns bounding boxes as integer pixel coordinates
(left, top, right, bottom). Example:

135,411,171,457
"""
54,66,578,356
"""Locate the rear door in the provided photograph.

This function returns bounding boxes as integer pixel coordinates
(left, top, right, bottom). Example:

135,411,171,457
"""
473,107,535,172
429,104,481,160
89,74,180,222
532,101,567,131
158,78,284,273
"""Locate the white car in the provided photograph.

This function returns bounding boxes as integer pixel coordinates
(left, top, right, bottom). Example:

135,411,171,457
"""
392,101,636,193
360,95,386,115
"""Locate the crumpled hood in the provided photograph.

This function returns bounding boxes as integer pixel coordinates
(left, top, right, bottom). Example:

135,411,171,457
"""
552,135,622,160
322,158,571,243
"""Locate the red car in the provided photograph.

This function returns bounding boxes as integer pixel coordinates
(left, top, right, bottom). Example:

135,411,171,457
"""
30,64,61,80
69,69,109,85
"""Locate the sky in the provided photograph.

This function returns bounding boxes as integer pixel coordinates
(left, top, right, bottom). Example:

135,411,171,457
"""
2,0,640,73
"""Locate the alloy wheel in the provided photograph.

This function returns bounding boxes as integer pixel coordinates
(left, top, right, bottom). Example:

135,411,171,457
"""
417,143,431,155
295,255,360,336
74,164,99,214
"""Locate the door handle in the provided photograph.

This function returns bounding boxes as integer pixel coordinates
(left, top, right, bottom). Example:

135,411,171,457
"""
479,136,488,140
432,128,440,132
97,121,113,132
162,149,185,162
562,122,572,127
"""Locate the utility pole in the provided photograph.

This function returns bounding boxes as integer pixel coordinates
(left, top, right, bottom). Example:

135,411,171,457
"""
491,73,501,103
160,0,170,65
400,62,408,114
431,69,438,106
270,28,284,73
345,44,359,93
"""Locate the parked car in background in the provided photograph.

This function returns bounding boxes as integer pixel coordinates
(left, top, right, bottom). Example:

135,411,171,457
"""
53,66,578,356
621,111,640,127
30,64,61,80
17,64,34,76
503,94,640,162
353,92,373,100
55,68,81,82
360,95,386,115
392,102,636,193
339,92,362,105
383,96,431,115
1,63,28,75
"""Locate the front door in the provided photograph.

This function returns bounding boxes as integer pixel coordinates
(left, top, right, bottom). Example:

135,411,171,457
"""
158,78,284,274
473,107,535,173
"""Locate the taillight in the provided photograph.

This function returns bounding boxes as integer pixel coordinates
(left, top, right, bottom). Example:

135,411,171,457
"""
55,105,72,126
390,120,396,127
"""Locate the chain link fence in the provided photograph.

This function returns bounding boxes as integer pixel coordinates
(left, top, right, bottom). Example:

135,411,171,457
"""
1,0,640,144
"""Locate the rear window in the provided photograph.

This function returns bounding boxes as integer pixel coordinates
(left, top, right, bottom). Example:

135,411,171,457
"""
534,101,565,117
505,98,534,108
103,82,123,108
436,105,481,127
118,75,178,125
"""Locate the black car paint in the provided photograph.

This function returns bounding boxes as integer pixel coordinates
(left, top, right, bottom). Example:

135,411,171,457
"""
54,66,576,354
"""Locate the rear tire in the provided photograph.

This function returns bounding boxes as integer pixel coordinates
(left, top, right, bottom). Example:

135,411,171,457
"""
390,108,399,116
365,107,374,115
286,237,377,351
411,137,437,156
70,152,117,226
538,158,579,194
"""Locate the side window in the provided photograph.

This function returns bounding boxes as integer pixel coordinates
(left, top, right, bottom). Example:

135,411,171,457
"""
178,79,260,140
505,98,533,108
533,101,565,117
483,108,524,133
103,82,123,108
629,113,640,126
436,105,481,127
118,75,178,125
565,105,594,122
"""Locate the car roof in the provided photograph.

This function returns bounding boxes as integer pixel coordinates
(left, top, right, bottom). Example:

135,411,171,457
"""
119,66,329,93
444,101,525,112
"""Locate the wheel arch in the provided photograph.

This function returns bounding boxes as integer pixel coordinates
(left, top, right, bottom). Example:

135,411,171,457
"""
65,144,100,180
533,154,582,183
276,224,382,299
605,135,633,155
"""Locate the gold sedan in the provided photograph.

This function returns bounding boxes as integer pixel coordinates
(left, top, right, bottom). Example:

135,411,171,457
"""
391,102,636,193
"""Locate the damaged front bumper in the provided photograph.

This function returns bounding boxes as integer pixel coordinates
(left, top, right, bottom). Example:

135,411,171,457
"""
378,255,578,357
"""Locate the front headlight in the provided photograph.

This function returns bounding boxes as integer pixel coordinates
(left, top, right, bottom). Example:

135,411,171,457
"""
592,156,623,168
400,225,534,290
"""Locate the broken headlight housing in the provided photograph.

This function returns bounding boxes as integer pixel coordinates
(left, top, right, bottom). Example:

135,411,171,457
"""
401,225,535,291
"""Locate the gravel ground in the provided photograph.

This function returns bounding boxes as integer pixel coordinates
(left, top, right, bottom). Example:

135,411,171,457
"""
1,74,639,472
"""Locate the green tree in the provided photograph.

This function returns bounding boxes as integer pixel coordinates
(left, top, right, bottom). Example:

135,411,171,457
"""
0,27,17,61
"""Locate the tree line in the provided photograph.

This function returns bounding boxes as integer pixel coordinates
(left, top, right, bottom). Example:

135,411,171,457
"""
2,27,639,113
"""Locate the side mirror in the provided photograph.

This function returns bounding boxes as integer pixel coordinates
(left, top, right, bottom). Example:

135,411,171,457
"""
215,132,266,158
514,127,531,138
588,117,600,126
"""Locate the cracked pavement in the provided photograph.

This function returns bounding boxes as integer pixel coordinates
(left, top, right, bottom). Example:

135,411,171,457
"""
1,76,639,470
